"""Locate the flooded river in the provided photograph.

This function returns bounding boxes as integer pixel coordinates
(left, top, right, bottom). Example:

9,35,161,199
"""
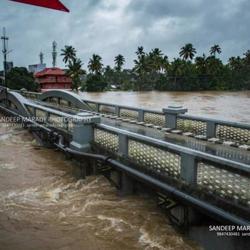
0,91,249,250
0,122,199,250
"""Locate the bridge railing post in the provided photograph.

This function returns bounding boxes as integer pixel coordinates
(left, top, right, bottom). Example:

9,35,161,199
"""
117,133,134,195
138,109,144,122
180,152,197,185
206,121,216,138
96,103,100,112
70,114,100,152
115,106,120,117
118,134,128,157
162,106,188,129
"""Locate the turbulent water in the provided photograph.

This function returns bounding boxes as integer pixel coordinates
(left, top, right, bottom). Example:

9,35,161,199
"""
0,122,199,250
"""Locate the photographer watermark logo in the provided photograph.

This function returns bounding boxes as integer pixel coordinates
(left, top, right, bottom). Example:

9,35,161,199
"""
209,225,250,237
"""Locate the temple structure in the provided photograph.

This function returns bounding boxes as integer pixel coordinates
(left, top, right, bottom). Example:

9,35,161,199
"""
35,67,72,92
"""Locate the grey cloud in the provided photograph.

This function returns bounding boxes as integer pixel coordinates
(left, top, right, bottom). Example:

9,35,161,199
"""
0,0,249,69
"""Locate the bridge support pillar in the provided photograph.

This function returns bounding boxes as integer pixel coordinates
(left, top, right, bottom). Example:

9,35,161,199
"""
70,114,100,152
119,172,134,196
163,106,187,129
169,205,202,226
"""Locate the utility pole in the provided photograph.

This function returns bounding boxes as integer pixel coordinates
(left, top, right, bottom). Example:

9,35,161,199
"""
1,27,9,89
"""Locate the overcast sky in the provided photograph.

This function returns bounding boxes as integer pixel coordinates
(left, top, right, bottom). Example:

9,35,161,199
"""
0,0,250,70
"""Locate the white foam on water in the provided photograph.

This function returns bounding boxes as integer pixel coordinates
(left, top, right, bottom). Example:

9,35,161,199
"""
0,163,16,170
139,227,167,250
0,133,11,141
97,215,134,233
45,187,63,202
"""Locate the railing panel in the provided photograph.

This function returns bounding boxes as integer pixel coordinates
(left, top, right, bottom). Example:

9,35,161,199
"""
94,128,119,152
144,112,165,127
99,105,116,115
128,139,181,178
35,109,47,120
60,99,70,107
216,124,250,143
48,114,67,130
26,105,35,116
177,117,207,136
197,161,250,206
120,108,138,120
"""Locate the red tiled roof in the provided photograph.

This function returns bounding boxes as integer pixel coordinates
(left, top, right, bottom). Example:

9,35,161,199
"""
35,67,66,77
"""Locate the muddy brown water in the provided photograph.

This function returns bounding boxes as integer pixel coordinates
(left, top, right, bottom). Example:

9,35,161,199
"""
0,91,249,250
0,122,200,250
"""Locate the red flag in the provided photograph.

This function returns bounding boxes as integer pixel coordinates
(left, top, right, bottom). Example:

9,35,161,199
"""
10,0,69,12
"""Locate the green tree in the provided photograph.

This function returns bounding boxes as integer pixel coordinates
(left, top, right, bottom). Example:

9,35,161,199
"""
61,45,76,64
210,45,222,57
6,67,38,91
88,54,103,75
85,74,107,92
66,58,86,90
136,46,145,58
114,54,125,71
179,43,197,61
103,65,114,84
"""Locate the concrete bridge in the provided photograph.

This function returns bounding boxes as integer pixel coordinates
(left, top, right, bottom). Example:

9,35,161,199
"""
0,87,249,227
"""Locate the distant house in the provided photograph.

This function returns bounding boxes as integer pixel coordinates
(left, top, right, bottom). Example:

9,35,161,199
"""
28,63,46,74
35,67,72,92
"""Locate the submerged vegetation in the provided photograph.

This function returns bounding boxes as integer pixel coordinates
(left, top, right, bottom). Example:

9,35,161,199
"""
61,43,250,92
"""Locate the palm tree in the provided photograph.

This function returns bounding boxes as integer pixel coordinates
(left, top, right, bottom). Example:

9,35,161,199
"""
179,43,197,61
161,55,169,73
88,54,103,75
149,48,165,72
151,48,163,57
136,46,145,58
114,54,125,71
61,46,76,64
67,58,85,90
195,54,207,74
210,45,222,57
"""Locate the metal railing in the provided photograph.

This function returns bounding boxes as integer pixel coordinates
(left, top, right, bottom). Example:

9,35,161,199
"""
93,124,250,208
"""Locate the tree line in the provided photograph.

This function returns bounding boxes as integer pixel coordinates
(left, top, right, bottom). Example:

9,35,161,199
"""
2,43,250,92
61,43,250,91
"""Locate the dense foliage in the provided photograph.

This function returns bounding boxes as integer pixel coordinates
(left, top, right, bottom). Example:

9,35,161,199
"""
5,67,38,91
61,44,250,92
